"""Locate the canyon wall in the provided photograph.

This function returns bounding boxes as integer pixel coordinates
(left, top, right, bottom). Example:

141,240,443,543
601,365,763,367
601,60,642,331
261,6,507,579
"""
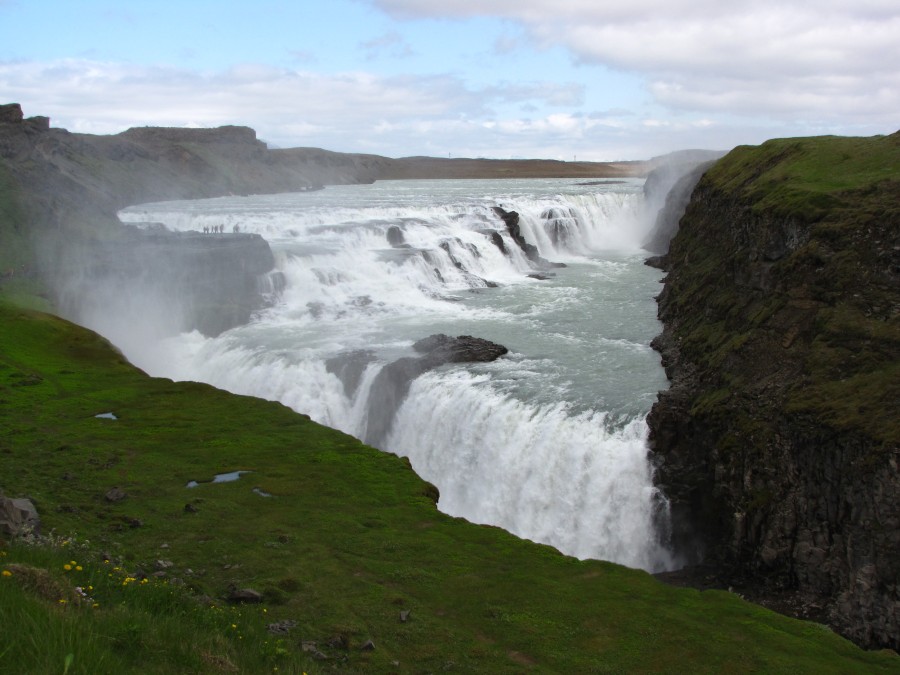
647,133,900,649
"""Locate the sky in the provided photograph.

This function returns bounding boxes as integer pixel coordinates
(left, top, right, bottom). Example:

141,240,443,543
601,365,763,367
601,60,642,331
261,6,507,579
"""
1,0,897,161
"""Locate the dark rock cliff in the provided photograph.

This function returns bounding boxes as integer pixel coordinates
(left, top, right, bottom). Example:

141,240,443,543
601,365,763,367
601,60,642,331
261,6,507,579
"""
647,134,900,649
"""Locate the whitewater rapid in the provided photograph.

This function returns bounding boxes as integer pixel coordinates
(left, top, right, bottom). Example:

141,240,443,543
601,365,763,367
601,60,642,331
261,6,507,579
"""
117,178,676,572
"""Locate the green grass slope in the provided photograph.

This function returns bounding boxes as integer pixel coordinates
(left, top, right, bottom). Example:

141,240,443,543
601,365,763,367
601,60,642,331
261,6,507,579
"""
1,299,897,673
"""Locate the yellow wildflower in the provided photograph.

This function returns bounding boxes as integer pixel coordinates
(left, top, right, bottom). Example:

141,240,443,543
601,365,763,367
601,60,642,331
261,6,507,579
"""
59,599,67,605
75,565,83,572
1,570,11,577
63,564,72,571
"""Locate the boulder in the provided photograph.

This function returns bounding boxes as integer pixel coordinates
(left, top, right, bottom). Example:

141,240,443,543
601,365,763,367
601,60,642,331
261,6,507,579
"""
104,487,127,503
0,496,40,536
227,587,263,603
386,225,406,247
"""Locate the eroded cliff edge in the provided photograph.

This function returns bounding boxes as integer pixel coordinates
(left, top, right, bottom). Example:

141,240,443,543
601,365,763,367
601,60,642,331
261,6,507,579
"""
647,133,900,649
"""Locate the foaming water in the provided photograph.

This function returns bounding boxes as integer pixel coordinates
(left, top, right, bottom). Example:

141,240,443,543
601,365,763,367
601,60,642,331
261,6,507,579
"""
389,370,669,569
117,178,675,572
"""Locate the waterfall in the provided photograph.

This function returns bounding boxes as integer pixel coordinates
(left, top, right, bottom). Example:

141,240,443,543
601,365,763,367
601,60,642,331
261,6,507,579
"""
388,370,673,570
116,178,675,572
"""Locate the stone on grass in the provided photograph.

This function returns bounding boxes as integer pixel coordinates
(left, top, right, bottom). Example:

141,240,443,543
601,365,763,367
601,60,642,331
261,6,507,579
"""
227,587,263,603
104,487,127,503
0,496,40,536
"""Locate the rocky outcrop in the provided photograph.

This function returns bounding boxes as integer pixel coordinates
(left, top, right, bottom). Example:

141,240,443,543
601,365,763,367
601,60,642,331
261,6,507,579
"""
0,104,24,125
364,335,508,447
647,134,900,649
491,206,565,270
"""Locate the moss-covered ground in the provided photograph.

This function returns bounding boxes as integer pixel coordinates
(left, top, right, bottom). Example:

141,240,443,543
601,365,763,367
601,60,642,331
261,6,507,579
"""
2,297,898,673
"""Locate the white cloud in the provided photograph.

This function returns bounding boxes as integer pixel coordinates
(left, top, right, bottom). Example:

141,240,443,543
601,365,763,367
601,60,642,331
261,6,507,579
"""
0,58,608,155
360,30,415,60
367,0,900,128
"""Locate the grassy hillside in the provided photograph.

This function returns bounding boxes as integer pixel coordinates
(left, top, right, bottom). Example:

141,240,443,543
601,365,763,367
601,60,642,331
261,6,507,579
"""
1,298,898,673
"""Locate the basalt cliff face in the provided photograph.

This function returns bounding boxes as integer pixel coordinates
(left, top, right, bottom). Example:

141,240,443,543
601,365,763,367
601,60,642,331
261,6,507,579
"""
647,133,900,649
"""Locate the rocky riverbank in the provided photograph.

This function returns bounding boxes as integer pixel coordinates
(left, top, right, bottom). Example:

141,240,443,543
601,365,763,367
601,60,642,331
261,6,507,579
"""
646,133,900,650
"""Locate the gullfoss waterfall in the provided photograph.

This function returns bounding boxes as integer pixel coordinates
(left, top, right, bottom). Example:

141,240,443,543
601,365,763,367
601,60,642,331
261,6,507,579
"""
118,178,675,572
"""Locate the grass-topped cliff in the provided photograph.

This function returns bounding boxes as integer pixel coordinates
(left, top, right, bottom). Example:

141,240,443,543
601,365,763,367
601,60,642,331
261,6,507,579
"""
648,132,899,650
2,299,898,673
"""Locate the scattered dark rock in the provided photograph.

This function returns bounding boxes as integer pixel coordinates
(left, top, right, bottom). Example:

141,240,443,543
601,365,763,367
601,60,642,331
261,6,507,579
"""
104,487,127,503
184,503,199,513
227,587,263,603
301,642,329,660
267,619,297,635
400,609,411,622
360,639,376,651
327,634,350,650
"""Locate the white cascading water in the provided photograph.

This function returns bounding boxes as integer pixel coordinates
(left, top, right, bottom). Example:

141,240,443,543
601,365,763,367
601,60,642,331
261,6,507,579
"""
115,178,675,572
